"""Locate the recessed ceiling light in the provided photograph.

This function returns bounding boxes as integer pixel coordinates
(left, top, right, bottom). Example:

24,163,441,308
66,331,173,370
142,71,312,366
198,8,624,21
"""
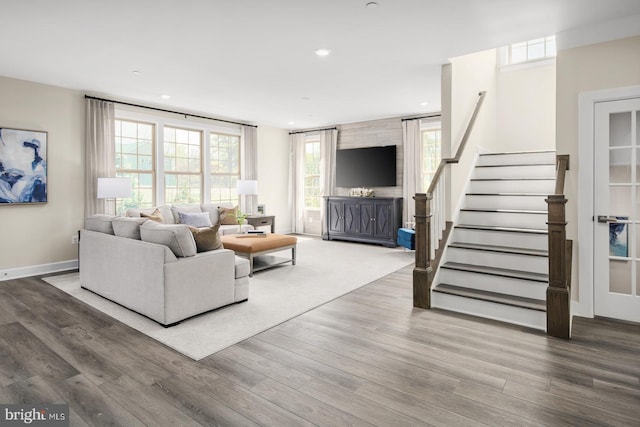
420,101,429,106
132,70,142,75
161,94,171,99
366,2,379,8
288,121,295,126
315,48,331,57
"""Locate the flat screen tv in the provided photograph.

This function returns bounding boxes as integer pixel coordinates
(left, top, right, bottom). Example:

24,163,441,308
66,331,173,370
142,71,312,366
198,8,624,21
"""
336,145,397,187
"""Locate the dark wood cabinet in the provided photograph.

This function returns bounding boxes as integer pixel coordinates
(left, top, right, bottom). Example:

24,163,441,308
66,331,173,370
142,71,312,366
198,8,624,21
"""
323,196,402,247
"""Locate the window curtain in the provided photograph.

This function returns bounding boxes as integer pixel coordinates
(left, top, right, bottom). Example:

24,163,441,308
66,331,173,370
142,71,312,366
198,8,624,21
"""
289,133,306,233
85,99,115,217
241,125,258,214
402,119,422,225
319,128,337,236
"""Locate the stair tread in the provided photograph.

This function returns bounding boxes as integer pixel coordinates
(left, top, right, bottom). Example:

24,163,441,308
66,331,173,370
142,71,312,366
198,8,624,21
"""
434,283,547,311
441,261,548,282
475,163,555,168
461,208,547,214
449,242,548,257
455,224,548,234
466,192,549,196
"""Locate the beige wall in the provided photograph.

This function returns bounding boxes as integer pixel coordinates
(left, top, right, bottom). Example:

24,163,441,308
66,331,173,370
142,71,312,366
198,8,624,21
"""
497,62,556,150
256,126,291,233
0,76,84,277
556,34,640,296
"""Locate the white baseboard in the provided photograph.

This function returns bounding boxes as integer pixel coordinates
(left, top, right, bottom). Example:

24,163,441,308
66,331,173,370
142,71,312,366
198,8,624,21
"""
0,259,78,281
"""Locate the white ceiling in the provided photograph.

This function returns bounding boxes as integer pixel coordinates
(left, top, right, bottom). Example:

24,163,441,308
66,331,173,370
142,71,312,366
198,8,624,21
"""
2,0,640,130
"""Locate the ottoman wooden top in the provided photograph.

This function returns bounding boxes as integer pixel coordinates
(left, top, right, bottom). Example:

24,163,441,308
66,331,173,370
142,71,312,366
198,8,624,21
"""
221,233,297,253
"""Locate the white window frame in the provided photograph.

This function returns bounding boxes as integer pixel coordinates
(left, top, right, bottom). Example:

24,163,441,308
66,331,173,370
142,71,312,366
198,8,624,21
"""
303,134,321,211
499,35,557,71
420,120,442,192
114,107,242,207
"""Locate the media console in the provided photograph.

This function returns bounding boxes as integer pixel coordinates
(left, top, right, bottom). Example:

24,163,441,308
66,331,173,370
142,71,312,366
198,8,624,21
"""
322,196,402,247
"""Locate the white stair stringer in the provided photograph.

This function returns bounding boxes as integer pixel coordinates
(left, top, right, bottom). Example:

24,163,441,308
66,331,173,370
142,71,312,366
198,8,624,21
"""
432,150,554,332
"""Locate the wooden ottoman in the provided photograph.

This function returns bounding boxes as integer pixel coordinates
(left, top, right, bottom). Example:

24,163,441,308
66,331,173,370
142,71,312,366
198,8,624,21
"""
221,233,297,276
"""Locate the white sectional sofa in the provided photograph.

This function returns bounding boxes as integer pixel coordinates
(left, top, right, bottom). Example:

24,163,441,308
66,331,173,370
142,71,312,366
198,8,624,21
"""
80,213,250,326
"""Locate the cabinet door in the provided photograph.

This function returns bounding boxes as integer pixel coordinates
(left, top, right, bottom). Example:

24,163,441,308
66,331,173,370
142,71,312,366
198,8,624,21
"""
359,200,374,236
328,200,344,233
374,201,393,239
344,201,360,234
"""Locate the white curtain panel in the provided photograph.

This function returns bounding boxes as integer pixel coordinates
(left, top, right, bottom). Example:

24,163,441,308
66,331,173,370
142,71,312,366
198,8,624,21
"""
241,125,258,214
85,99,115,217
289,133,306,233
319,128,337,236
402,119,423,225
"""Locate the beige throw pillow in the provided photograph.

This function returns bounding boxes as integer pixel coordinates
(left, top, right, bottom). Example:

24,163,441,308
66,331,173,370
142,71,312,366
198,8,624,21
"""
188,224,223,252
141,208,164,223
218,206,239,225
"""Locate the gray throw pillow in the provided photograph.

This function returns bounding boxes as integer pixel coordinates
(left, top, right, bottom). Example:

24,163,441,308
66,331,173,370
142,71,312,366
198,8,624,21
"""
112,217,147,239
140,221,197,257
178,211,213,228
84,214,116,235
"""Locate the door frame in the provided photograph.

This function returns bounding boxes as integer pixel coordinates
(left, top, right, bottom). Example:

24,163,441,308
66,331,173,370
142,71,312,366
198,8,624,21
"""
577,84,640,318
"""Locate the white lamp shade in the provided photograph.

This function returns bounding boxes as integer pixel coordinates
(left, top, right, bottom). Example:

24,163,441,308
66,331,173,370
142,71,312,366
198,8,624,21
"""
97,177,132,198
236,179,258,195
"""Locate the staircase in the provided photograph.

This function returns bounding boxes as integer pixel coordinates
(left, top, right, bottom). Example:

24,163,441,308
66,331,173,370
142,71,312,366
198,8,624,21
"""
431,150,556,330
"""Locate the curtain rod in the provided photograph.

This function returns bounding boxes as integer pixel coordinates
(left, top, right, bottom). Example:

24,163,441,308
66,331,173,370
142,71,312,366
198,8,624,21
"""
84,95,258,128
401,113,441,122
289,126,338,135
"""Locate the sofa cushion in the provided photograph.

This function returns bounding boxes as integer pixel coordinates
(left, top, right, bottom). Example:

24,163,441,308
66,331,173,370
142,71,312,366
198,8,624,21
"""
171,204,202,224
218,205,239,225
234,256,250,279
141,208,164,223
85,214,116,234
140,221,197,257
112,217,147,239
178,211,212,228
188,224,222,252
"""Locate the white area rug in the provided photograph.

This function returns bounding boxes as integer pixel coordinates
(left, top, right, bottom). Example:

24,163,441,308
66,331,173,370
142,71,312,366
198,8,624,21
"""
43,237,413,360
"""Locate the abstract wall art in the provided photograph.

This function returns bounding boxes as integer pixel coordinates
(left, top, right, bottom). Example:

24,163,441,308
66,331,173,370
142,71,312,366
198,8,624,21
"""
0,127,47,204
609,217,629,257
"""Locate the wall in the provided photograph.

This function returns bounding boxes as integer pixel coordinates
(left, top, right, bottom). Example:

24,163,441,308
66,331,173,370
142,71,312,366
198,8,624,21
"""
256,126,291,234
496,61,556,150
0,76,84,279
556,34,640,300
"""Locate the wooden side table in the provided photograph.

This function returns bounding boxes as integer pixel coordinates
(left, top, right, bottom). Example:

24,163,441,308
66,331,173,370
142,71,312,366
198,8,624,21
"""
246,215,275,233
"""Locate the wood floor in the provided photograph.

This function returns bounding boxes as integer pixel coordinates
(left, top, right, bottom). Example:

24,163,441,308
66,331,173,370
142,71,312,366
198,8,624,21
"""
1,266,639,426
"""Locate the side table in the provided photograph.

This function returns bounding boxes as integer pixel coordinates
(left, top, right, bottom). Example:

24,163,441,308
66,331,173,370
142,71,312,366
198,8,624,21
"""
246,215,275,233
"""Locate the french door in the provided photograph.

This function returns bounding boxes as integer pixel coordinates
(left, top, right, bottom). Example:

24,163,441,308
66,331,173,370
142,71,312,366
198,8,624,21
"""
594,97,640,322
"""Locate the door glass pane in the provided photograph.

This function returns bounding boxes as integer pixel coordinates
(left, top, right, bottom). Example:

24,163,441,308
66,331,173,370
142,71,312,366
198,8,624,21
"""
609,260,632,294
610,148,631,183
609,186,631,217
609,112,632,147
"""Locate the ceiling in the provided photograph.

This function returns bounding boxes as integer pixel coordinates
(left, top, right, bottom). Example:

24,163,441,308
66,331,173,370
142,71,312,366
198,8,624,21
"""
2,0,640,130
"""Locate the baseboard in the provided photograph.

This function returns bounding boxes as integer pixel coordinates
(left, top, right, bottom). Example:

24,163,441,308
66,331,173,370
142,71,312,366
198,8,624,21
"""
0,259,78,281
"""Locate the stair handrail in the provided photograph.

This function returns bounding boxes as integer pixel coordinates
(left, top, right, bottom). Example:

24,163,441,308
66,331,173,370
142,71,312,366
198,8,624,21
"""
413,91,486,309
546,154,572,339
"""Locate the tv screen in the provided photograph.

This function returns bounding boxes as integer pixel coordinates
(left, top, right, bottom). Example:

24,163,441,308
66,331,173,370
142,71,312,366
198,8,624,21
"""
336,145,397,187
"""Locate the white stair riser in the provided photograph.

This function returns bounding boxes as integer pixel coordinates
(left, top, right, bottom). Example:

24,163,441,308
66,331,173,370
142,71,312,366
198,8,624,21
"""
473,164,556,180
452,228,547,251
465,195,548,210
459,211,547,229
431,292,546,331
445,247,548,275
437,268,547,299
477,152,556,166
469,180,555,193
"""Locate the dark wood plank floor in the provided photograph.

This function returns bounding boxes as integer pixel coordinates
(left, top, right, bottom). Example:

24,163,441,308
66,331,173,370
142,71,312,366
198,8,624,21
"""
1,266,639,426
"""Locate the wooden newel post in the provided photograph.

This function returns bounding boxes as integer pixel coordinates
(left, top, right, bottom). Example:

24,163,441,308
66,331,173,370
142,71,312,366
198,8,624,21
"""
546,194,571,339
414,193,433,309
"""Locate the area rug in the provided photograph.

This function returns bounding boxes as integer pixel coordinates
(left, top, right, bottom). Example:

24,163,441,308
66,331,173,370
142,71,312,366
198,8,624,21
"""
43,237,414,360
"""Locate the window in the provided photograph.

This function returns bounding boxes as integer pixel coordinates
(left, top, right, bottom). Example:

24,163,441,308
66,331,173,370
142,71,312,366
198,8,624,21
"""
210,132,240,205
507,35,556,64
422,128,441,191
115,119,155,213
163,126,202,205
304,138,321,209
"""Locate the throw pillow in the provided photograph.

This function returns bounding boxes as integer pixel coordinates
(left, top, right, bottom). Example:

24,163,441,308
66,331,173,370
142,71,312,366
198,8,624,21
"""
188,224,222,252
140,221,197,257
84,214,116,235
218,206,239,225
178,211,213,228
112,217,147,239
170,204,202,224
141,208,164,223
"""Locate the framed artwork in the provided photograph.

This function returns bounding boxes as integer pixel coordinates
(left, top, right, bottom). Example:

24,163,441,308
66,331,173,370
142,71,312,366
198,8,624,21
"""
257,204,265,215
609,217,629,257
0,127,48,204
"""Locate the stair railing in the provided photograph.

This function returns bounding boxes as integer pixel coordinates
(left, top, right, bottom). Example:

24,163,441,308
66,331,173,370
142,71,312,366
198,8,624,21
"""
414,91,486,308
546,155,572,339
